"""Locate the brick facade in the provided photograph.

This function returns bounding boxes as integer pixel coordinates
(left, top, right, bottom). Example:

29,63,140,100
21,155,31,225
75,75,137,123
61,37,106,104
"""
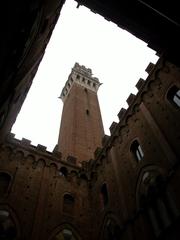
0,57,180,239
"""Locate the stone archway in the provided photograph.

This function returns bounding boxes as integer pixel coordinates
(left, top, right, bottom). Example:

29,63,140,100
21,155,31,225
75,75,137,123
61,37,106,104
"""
49,224,81,240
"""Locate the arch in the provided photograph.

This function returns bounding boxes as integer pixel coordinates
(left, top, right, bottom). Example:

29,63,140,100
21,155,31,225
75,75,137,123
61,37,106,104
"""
0,146,13,161
49,162,57,168
3,146,13,155
49,223,81,240
0,205,21,239
59,167,68,177
26,154,36,167
135,165,165,209
101,213,122,240
14,150,24,161
70,170,78,177
26,154,35,162
37,159,46,168
135,165,179,237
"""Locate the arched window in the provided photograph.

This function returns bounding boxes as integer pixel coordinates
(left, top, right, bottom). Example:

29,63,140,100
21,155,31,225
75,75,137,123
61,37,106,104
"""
59,167,68,177
130,140,144,161
63,194,75,215
0,172,11,197
101,183,109,208
138,171,180,237
167,85,180,108
0,210,17,239
52,229,77,240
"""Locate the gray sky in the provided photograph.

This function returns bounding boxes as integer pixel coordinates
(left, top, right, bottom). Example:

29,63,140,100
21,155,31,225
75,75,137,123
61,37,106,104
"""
12,0,159,151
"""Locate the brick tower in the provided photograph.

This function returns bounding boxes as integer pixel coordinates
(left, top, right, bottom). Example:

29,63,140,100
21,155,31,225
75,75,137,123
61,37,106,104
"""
58,63,104,164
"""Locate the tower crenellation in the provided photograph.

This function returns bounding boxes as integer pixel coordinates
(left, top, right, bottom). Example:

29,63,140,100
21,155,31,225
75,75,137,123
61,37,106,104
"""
60,62,101,102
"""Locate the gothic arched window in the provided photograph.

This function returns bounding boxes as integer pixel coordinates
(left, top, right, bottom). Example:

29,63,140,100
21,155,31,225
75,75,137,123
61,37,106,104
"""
167,85,180,108
130,140,144,161
63,194,75,215
0,172,11,197
139,171,180,237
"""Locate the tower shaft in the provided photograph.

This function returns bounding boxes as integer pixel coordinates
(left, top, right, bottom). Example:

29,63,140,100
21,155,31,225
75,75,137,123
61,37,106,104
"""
58,63,104,164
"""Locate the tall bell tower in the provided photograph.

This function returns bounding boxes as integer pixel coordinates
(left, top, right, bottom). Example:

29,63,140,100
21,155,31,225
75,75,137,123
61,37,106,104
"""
58,63,104,164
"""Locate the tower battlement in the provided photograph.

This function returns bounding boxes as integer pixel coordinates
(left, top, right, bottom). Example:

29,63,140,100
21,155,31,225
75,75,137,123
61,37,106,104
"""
60,62,101,102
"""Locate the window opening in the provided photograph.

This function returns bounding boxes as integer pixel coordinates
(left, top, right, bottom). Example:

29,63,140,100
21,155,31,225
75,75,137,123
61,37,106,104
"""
63,194,75,214
101,183,109,208
59,167,68,177
0,172,11,196
130,140,144,161
167,85,180,108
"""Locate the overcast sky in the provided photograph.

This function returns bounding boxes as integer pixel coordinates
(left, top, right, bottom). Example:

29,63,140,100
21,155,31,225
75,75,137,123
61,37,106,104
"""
11,0,159,151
